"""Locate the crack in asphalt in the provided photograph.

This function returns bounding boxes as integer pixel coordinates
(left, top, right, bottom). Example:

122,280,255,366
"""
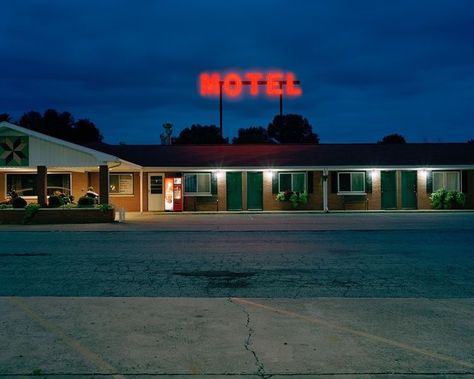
228,298,271,379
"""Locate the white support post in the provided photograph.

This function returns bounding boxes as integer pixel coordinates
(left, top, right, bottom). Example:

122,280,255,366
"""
323,168,329,212
139,169,143,213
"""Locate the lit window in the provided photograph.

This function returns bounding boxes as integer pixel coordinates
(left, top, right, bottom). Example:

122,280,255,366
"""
278,172,306,192
6,173,71,196
338,172,365,193
109,173,134,195
432,171,460,192
184,173,211,195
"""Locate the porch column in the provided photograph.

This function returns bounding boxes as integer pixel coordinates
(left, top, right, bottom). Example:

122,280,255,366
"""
37,166,47,207
99,165,109,204
139,169,143,213
323,169,329,212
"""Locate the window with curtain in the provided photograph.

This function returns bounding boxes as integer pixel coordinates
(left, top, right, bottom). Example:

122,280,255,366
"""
6,174,71,196
109,173,134,195
184,173,211,195
432,171,460,192
278,172,306,192
337,172,366,193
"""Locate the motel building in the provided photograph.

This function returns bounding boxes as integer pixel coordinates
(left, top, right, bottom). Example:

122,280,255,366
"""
1,121,474,213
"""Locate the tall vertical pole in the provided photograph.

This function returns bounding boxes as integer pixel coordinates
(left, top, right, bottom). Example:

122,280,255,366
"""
279,81,283,116
219,81,223,139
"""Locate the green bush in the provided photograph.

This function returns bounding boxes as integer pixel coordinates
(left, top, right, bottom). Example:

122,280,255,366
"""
12,197,27,208
430,189,465,209
276,191,308,208
77,196,96,207
97,203,113,212
48,195,64,208
23,203,41,224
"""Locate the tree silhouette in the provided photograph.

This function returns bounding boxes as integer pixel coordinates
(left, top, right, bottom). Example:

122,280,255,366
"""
173,124,228,144
232,126,270,144
378,133,406,144
18,109,103,145
0,113,12,122
267,114,319,143
73,119,103,144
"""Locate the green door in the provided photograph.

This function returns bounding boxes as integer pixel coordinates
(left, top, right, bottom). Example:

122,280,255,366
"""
247,172,263,210
401,171,417,209
381,171,397,209
226,172,242,210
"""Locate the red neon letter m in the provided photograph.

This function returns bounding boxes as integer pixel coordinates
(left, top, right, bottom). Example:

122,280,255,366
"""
199,73,220,96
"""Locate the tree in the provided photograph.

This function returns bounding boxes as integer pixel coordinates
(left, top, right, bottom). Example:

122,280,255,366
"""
73,119,103,144
378,133,406,144
0,113,12,122
232,126,270,144
267,114,319,143
18,111,43,132
42,109,75,141
173,124,228,144
18,109,103,144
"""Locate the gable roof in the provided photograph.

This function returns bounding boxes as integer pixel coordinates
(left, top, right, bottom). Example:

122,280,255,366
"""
86,142,474,169
0,121,140,168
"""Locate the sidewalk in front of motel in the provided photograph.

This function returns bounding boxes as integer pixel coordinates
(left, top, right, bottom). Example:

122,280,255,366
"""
1,210,474,232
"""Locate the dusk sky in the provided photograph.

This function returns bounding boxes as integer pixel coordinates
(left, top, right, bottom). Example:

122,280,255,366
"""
1,1,473,144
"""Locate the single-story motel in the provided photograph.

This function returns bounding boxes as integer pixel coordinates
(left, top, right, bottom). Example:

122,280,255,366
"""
1,121,473,212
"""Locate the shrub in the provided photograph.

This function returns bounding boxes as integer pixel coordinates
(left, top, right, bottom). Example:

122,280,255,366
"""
23,203,41,224
276,191,308,208
12,197,27,208
48,195,64,208
97,203,113,212
430,189,465,209
77,196,96,207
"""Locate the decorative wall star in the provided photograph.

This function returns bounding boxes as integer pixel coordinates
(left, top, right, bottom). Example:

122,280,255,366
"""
0,137,28,166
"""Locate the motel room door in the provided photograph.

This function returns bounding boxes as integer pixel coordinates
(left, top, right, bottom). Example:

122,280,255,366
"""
226,172,243,211
247,172,263,210
148,173,164,211
381,171,397,209
401,171,417,209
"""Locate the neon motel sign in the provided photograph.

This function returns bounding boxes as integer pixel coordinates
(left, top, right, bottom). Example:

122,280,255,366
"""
199,71,302,98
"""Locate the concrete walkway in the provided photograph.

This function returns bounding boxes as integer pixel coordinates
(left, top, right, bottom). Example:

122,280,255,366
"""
1,297,473,378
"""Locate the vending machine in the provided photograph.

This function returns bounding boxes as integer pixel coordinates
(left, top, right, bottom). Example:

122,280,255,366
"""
173,177,183,212
164,177,174,211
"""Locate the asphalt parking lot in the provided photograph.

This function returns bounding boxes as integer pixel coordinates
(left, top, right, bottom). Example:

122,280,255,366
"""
0,212,473,377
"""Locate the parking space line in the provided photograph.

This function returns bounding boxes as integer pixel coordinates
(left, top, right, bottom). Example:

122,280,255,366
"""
6,297,126,379
232,297,474,369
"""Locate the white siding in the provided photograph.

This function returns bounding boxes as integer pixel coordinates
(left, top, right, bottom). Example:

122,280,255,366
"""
28,137,107,167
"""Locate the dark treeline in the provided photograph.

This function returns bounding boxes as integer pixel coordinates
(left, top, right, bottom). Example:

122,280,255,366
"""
2,111,472,144
0,110,102,145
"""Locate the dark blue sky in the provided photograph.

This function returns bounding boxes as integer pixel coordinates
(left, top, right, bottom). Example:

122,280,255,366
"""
1,1,473,144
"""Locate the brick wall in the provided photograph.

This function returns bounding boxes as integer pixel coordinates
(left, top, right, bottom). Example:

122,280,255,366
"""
328,171,381,211
264,171,323,211
71,172,88,200
109,173,141,211
368,171,381,210
417,172,431,209
218,173,226,210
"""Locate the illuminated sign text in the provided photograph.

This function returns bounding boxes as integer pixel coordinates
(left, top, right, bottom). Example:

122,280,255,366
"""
199,71,302,98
